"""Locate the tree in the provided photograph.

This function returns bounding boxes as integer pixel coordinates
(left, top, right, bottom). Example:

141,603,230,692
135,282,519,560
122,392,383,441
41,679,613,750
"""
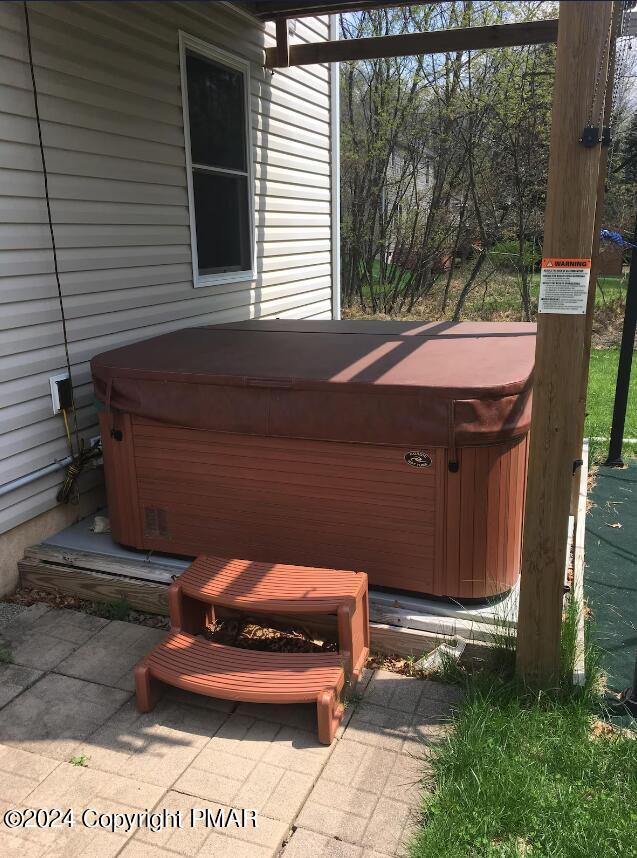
339,1,558,320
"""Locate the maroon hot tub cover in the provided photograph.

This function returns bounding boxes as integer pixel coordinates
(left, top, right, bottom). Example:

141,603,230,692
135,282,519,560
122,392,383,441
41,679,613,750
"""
92,320,535,450
91,320,536,600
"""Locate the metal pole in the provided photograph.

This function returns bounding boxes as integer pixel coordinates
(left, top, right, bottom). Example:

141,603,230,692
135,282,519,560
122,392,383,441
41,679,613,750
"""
604,208,637,466
0,457,72,498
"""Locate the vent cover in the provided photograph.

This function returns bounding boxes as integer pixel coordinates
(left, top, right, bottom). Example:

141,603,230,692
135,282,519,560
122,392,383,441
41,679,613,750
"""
143,506,169,538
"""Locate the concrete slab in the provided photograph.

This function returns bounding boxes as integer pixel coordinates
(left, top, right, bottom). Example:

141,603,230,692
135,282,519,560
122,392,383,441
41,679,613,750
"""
44,510,190,575
56,620,167,691
0,672,130,760
0,663,43,708
0,608,108,671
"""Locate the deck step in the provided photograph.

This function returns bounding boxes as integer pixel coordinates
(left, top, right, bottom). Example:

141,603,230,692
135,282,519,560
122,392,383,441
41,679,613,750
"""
175,555,367,613
135,631,345,743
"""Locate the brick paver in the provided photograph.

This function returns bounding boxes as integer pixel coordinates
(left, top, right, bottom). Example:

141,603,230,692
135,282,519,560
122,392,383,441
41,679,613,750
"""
0,744,59,805
0,607,458,858
133,789,287,856
71,696,227,787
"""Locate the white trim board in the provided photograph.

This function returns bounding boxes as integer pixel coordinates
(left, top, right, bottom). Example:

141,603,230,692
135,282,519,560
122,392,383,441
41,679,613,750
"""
329,13,341,320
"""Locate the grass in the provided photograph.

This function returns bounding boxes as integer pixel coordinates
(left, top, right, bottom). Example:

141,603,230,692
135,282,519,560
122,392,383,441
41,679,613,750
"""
90,598,131,622
68,755,89,767
411,684,637,857
585,348,637,463
410,625,637,858
361,261,627,319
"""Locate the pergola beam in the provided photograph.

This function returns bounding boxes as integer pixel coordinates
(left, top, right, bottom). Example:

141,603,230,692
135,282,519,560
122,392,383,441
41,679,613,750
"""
265,18,558,68
252,1,417,19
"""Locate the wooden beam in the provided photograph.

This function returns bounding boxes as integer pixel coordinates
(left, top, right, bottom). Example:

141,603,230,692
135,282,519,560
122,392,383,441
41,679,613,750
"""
570,1,622,516
253,1,417,20
516,1,614,686
265,18,558,67
275,18,290,68
19,552,497,662
18,557,170,615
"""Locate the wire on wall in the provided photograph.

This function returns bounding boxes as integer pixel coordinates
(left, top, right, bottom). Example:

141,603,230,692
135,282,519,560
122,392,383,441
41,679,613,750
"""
23,0,98,502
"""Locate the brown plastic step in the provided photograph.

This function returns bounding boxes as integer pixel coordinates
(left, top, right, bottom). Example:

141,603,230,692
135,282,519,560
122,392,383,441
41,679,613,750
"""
175,555,367,613
135,631,345,744
170,556,370,682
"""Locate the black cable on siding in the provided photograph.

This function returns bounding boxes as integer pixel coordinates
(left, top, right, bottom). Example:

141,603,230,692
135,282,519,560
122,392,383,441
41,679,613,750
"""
23,0,81,457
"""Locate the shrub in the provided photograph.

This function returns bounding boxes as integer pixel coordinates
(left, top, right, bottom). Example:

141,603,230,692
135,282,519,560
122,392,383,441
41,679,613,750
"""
490,240,541,273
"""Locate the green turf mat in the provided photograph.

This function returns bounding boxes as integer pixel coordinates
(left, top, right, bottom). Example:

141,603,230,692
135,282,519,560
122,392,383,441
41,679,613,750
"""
585,459,637,693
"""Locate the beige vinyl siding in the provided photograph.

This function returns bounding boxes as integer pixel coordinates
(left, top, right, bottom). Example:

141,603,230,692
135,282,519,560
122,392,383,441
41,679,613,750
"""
0,0,336,534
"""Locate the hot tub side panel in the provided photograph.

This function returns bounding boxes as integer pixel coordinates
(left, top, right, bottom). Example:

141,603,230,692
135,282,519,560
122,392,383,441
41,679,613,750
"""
132,415,444,594
100,412,527,599
440,434,528,599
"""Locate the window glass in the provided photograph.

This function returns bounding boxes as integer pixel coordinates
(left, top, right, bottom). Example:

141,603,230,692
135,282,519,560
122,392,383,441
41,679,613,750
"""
193,170,251,274
186,52,247,172
183,42,252,281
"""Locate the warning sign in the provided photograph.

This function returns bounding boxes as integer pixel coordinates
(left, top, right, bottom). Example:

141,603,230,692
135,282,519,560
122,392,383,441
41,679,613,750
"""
538,258,592,315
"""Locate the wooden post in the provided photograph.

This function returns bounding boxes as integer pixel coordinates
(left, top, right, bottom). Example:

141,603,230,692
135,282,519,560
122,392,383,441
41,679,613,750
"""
516,1,614,686
570,1,622,516
275,18,290,68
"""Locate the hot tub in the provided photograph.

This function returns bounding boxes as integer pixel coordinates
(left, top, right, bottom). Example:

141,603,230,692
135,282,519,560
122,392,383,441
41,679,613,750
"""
91,320,535,600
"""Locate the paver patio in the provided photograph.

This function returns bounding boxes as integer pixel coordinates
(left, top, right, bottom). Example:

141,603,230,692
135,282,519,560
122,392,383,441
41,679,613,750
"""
0,604,462,857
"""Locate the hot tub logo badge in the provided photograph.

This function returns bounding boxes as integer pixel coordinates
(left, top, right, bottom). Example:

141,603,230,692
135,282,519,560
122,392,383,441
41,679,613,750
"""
404,451,432,468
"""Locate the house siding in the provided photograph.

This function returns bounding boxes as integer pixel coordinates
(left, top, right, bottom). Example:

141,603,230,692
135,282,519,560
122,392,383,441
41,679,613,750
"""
0,1,336,535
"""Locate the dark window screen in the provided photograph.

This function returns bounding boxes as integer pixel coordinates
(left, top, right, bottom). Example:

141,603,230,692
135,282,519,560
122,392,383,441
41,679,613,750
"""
185,49,251,277
186,52,246,171
193,170,250,274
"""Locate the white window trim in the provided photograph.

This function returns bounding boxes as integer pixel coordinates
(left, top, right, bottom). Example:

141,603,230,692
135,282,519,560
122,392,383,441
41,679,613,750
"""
179,31,256,288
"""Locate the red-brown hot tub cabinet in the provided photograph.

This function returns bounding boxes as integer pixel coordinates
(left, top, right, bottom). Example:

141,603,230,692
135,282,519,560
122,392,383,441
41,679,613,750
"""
92,321,535,601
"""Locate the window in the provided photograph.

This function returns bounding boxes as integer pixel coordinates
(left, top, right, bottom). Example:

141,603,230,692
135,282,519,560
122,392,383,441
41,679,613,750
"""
179,34,254,287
